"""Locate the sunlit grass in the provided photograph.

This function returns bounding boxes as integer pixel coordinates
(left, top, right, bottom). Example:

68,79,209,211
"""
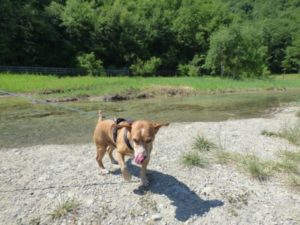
193,135,216,152
1,73,300,98
182,151,209,168
187,134,300,188
277,123,300,146
288,175,300,191
240,155,273,181
261,123,300,146
261,130,277,137
49,197,80,219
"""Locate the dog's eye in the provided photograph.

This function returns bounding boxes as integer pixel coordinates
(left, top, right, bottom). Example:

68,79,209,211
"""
145,139,152,143
133,138,139,143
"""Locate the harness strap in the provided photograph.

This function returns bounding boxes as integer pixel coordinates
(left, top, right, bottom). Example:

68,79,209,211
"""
112,118,134,151
123,128,134,151
113,118,126,143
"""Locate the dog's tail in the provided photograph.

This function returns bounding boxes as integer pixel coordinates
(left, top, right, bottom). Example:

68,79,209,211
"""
98,110,104,121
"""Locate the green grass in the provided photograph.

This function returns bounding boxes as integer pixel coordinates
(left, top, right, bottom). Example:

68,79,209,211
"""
187,135,300,187
261,130,277,137
49,198,80,219
29,217,41,225
215,150,237,164
240,155,273,181
275,150,300,174
1,73,300,98
192,135,216,151
280,150,300,162
288,174,300,190
277,123,300,146
261,123,300,146
215,151,273,180
182,151,208,167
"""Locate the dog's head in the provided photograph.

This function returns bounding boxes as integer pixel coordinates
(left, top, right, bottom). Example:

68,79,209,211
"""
118,120,169,164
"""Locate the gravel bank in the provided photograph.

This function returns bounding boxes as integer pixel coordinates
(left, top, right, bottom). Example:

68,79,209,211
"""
1,106,300,225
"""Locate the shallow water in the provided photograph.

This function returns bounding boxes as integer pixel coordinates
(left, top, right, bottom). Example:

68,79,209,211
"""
1,90,300,148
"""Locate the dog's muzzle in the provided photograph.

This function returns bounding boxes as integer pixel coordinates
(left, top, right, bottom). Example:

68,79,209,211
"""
134,153,146,164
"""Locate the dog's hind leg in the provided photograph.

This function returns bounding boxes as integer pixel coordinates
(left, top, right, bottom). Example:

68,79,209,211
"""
96,145,109,174
107,145,118,165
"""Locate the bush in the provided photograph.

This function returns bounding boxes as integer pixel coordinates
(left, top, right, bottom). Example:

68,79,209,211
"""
77,52,105,76
177,64,198,76
177,54,205,76
130,57,161,76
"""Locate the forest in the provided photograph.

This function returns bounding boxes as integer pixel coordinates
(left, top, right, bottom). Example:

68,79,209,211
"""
0,0,300,77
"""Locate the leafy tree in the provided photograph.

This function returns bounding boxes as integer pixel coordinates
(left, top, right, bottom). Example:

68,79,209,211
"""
204,23,269,78
282,35,300,73
0,0,299,76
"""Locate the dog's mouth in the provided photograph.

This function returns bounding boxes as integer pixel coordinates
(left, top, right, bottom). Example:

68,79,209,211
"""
134,153,146,164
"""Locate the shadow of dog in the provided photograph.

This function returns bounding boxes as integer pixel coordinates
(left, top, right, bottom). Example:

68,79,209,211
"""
126,161,224,222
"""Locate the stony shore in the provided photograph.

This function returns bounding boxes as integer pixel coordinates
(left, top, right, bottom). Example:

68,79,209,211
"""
1,106,299,225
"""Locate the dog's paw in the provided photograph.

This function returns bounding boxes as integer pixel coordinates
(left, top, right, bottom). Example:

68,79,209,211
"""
100,169,110,175
141,177,149,187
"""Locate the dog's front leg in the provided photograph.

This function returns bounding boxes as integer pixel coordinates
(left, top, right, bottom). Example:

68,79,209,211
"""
140,157,150,186
116,151,132,181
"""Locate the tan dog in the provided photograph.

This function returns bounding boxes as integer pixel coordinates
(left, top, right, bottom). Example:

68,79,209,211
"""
93,112,169,186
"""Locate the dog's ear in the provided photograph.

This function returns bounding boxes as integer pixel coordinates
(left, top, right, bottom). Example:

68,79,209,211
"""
153,122,169,134
117,123,132,131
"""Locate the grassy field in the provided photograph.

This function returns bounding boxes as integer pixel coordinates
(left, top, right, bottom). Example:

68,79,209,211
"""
1,73,300,98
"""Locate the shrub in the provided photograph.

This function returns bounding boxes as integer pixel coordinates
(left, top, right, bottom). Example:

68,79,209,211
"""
77,52,105,76
177,64,198,76
177,54,204,76
130,57,161,76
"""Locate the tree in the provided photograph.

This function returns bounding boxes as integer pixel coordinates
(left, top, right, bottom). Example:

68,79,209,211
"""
282,35,300,73
204,23,269,78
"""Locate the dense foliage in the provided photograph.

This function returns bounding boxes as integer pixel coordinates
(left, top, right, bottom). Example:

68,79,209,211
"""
0,0,299,77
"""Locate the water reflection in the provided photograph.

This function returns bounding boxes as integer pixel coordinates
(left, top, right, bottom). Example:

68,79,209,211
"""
0,90,299,148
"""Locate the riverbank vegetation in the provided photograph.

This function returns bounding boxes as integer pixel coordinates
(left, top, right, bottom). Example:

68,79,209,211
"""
1,74,300,98
1,0,300,78
184,134,300,189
